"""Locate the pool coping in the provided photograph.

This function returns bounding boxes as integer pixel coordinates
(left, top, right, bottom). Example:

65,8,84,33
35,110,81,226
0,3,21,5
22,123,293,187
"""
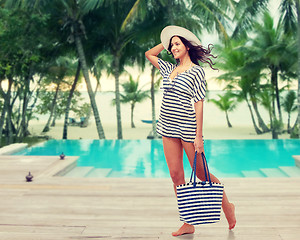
294,155,300,168
0,154,79,182
37,156,79,178
0,143,28,155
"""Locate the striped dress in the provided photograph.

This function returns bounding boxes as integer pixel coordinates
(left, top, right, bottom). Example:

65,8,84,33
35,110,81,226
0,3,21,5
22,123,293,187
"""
157,58,206,143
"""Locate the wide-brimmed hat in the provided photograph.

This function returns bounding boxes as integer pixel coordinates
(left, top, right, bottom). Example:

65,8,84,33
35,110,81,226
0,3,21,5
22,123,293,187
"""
160,25,201,51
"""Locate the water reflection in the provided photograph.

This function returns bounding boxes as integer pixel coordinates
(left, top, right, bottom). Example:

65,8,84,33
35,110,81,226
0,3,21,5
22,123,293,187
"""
14,139,300,178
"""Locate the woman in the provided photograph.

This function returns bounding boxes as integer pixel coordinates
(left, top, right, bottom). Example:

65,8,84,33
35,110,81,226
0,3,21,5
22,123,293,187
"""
145,26,236,236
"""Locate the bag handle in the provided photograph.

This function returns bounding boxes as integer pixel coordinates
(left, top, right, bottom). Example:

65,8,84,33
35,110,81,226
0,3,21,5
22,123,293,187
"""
190,151,212,187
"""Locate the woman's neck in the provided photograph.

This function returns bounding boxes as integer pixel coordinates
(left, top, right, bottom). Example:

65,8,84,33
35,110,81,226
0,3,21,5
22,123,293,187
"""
179,55,192,67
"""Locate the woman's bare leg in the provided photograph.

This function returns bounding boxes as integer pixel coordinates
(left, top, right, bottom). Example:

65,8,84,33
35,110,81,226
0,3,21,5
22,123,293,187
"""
162,137,195,236
181,140,236,230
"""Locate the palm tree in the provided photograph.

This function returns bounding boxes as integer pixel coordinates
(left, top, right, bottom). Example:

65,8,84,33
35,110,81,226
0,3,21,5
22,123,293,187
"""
58,0,106,139
210,92,237,128
4,0,106,139
216,40,268,134
149,66,161,137
259,87,273,127
230,0,269,39
250,11,298,137
282,90,297,133
238,78,263,135
84,53,113,128
258,87,283,139
86,0,160,139
62,61,81,139
119,74,149,128
42,56,76,132
251,12,290,123
279,0,300,138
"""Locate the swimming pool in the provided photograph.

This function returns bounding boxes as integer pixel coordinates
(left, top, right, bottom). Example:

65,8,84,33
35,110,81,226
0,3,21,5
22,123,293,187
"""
14,139,300,178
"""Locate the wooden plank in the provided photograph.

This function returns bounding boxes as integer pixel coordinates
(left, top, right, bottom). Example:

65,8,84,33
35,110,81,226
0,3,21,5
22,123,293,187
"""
1,154,300,239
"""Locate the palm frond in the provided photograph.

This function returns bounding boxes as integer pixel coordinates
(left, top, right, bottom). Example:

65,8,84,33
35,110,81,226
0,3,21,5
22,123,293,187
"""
80,0,104,15
279,0,297,35
231,0,268,39
121,0,142,32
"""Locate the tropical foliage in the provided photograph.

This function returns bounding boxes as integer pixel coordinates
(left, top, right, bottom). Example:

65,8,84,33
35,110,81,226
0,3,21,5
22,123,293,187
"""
210,92,237,128
216,7,299,139
282,90,298,133
119,74,149,128
0,0,299,146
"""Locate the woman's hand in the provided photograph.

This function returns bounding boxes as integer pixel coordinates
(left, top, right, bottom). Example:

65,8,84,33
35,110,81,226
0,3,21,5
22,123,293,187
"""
194,135,204,154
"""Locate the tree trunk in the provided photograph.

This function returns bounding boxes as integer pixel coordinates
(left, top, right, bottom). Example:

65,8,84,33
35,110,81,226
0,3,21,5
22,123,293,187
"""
50,105,57,127
0,81,9,145
131,103,135,128
297,0,300,138
20,73,34,139
287,113,291,133
272,130,278,139
74,33,105,139
113,54,123,139
43,83,60,132
225,110,232,128
6,111,13,145
151,66,157,137
63,62,81,139
270,67,276,119
246,98,262,134
269,107,278,139
0,104,6,146
26,75,43,136
250,95,270,132
82,78,100,128
271,123,278,139
270,67,279,139
19,77,30,140
274,68,282,122
4,78,14,144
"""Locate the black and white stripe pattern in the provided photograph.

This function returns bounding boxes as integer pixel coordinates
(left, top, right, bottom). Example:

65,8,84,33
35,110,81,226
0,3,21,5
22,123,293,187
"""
176,182,224,225
157,58,206,142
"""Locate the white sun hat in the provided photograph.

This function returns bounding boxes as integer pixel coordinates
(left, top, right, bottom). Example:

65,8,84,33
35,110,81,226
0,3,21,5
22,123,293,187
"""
160,25,201,51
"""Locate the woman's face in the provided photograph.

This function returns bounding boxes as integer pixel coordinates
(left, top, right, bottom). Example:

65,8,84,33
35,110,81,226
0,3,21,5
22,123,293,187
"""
170,36,189,60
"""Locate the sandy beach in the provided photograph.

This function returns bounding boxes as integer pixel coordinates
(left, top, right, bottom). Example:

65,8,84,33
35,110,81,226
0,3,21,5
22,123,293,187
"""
27,90,296,141
28,120,291,140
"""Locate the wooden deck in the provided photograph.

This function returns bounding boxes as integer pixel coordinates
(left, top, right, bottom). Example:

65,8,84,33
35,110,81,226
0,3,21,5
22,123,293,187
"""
0,155,300,239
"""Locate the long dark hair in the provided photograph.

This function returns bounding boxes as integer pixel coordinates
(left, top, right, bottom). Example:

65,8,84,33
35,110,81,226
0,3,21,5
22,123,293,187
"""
168,36,218,70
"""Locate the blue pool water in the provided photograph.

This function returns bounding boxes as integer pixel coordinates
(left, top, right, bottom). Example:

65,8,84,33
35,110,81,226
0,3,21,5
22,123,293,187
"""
14,139,300,178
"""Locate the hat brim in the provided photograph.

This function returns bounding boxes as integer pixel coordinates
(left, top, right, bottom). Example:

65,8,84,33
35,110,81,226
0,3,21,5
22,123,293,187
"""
160,25,201,51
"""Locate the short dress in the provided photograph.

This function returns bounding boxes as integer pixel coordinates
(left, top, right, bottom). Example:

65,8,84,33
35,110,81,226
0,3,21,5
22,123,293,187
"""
157,58,206,143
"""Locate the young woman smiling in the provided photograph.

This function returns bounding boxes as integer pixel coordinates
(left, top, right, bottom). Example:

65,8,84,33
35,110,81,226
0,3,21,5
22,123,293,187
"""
145,25,236,237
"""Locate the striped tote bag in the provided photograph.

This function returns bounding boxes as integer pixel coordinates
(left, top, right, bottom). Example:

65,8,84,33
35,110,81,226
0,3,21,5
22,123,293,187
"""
176,152,224,225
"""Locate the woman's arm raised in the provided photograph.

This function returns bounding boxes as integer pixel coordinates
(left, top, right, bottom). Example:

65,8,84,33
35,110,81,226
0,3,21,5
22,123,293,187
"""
145,43,165,69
